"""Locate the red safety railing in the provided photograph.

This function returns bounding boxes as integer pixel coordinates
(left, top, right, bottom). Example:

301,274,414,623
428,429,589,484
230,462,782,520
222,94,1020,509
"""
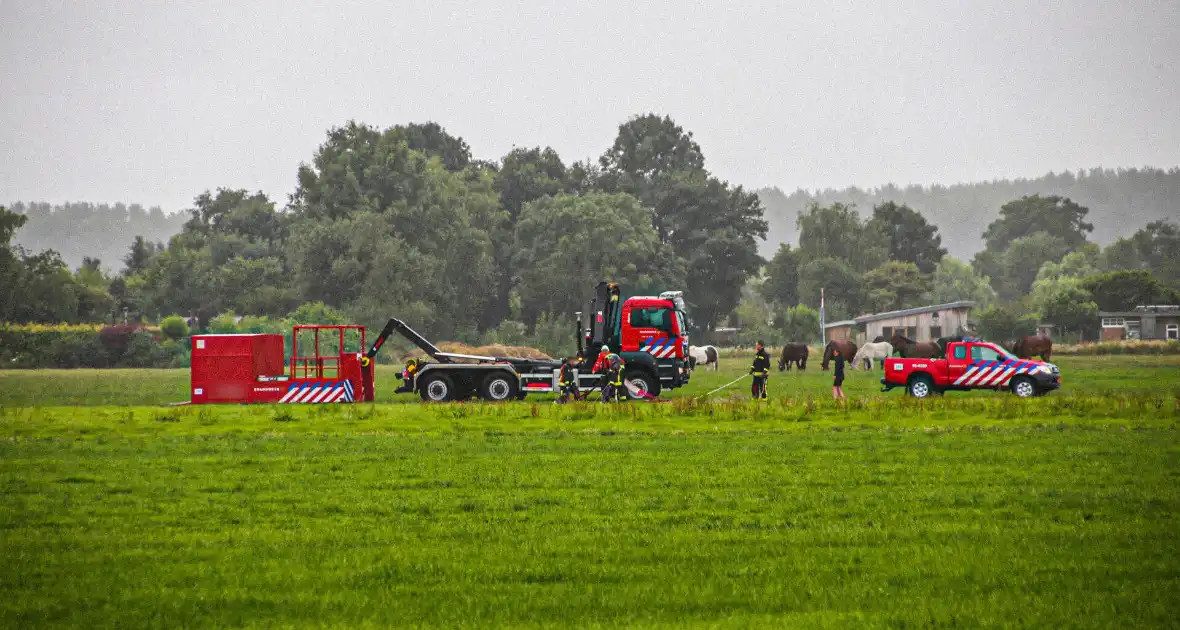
290,325,366,380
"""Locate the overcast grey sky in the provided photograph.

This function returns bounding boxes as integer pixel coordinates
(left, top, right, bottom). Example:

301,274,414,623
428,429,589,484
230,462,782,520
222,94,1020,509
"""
2,0,1178,212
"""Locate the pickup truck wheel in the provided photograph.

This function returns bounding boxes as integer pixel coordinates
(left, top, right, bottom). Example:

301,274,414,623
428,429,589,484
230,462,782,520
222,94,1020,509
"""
907,375,935,399
479,372,518,402
1011,377,1038,398
418,373,455,402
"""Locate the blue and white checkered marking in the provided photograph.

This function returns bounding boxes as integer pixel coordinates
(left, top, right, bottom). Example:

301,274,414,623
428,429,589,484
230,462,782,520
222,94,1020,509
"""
953,359,1050,387
641,336,679,359
278,380,355,403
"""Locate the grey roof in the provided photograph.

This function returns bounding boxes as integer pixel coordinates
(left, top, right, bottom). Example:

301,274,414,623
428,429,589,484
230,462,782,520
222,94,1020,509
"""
823,320,857,329
853,301,976,325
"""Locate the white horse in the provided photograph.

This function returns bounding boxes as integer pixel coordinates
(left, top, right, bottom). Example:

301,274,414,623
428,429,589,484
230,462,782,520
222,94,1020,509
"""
850,342,893,371
688,345,719,371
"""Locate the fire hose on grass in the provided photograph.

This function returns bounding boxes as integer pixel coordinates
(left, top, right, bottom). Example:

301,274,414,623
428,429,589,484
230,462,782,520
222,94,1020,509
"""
697,374,750,400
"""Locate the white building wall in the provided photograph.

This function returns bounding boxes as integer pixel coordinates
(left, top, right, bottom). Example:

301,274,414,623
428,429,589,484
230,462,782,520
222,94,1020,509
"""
863,308,972,342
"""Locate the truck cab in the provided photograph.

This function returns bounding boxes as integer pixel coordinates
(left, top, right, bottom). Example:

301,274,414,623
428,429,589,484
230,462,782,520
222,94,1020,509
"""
882,339,1061,398
580,282,691,396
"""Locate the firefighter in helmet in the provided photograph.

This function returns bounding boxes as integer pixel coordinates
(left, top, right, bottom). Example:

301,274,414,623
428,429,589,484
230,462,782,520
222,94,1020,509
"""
594,345,626,402
750,340,770,399
557,355,581,403
395,358,420,394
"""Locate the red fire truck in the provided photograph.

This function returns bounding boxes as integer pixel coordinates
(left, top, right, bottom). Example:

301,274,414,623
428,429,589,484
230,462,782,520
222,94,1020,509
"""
187,281,693,405
881,339,1062,398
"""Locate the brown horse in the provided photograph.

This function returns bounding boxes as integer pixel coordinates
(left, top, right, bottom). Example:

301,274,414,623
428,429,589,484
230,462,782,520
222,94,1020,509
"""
937,335,968,354
778,343,809,371
821,340,857,371
889,333,943,359
1012,336,1052,361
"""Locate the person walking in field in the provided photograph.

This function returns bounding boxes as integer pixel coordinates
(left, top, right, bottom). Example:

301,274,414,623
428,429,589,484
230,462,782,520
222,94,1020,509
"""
831,347,847,401
750,340,770,399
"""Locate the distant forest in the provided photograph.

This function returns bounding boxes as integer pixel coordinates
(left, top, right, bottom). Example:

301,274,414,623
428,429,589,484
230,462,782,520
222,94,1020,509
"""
9,202,187,271
758,167,1180,260
10,167,1178,271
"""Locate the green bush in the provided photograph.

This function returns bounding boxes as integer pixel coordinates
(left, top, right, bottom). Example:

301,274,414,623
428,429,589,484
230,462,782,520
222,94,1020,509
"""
1054,340,1180,355
0,325,188,369
117,331,173,368
45,333,109,368
160,315,190,340
208,311,239,334
287,302,347,325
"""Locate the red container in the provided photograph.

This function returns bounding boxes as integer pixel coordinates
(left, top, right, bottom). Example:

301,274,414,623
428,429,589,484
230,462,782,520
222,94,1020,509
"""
191,334,285,403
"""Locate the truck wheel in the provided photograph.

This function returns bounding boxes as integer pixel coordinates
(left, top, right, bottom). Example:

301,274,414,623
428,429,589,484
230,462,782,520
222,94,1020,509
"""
1010,376,1038,398
479,372,518,402
623,370,658,400
907,375,935,399
418,373,455,402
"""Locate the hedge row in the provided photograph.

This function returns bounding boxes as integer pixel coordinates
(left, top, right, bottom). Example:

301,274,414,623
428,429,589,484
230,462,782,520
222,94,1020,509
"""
0,325,189,369
1052,340,1180,356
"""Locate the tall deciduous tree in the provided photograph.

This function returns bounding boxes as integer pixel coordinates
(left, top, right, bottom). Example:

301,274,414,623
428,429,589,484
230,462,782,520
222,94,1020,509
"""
1126,220,1180,291
1040,285,1099,338
796,203,887,273
511,193,683,325
1082,270,1177,312
760,243,801,308
387,122,471,172
923,256,996,308
598,114,705,196
598,115,766,331
775,305,820,344
982,195,1094,253
862,261,930,312
485,147,572,327
797,257,862,320
867,202,946,273
287,123,502,336
975,231,1072,302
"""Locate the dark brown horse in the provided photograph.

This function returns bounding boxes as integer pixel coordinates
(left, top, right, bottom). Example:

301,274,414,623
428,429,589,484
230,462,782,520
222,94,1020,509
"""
937,335,967,354
778,343,809,371
821,340,857,371
1012,336,1052,361
889,333,943,359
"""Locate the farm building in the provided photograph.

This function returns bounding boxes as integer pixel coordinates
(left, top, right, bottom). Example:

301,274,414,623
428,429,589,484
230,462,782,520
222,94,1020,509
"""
852,301,975,344
1098,305,1180,341
823,320,857,343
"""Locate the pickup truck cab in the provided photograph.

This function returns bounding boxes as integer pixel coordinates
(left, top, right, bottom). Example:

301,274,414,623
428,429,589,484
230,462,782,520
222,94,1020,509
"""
881,339,1061,398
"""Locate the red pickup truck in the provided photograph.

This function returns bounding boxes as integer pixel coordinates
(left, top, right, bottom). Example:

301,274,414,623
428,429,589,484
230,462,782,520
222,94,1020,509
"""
881,339,1061,398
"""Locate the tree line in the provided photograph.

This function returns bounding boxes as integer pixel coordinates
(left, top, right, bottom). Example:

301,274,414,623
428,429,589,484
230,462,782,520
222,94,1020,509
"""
3,115,1178,349
2,116,764,348
747,195,1179,344
9,202,186,271
758,167,1180,261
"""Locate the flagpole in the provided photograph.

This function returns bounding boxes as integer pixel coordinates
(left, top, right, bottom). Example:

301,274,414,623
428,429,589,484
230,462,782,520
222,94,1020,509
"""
820,287,826,345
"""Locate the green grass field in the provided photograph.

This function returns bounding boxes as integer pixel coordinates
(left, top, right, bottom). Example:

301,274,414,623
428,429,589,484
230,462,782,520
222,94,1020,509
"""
1,353,1178,406
1,356,1179,627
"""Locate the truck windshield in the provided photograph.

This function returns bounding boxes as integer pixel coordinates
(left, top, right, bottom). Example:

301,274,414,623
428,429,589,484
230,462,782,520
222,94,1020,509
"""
630,307,675,332
971,344,1015,361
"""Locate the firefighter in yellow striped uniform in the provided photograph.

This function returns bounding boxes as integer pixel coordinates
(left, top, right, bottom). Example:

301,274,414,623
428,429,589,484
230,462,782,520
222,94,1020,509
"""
750,341,770,399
